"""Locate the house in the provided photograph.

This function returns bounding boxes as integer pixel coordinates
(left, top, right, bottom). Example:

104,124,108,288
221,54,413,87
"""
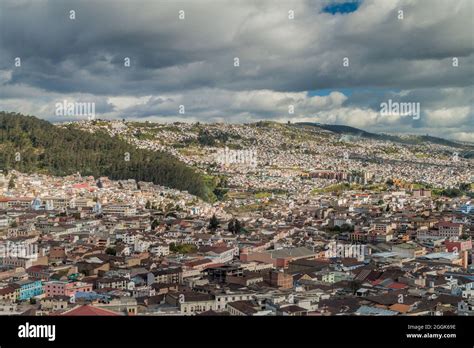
15,279,43,300
391,243,426,258
40,296,69,311
227,300,269,316
278,305,307,316
166,291,215,315
26,265,53,281
44,281,93,297
266,270,293,289
147,267,182,285
458,298,474,316
437,222,462,238
76,260,110,276
0,285,18,302
213,291,254,311
226,271,263,286
94,297,138,315
242,247,317,268
207,265,243,283
96,277,129,290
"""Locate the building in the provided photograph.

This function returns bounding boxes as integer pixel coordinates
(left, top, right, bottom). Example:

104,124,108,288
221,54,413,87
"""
40,296,69,311
102,204,137,216
242,247,317,268
207,265,243,283
0,285,19,302
391,243,426,258
16,279,43,300
214,291,254,311
44,281,93,298
437,222,463,238
60,304,121,316
267,270,293,289
147,267,182,285
227,300,271,316
166,292,215,315
413,189,432,198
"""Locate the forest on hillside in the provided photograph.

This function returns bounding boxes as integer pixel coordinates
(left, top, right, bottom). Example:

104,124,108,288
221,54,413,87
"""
0,112,215,201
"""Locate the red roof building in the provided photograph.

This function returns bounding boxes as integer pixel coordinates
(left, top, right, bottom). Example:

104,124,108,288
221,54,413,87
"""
60,305,120,316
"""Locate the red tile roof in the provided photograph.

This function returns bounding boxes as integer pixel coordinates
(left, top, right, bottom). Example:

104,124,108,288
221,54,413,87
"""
0,286,16,295
60,305,120,316
72,183,89,189
185,258,213,267
387,282,408,290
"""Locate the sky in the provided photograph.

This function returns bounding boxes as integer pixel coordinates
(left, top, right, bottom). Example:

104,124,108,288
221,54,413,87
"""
0,0,473,142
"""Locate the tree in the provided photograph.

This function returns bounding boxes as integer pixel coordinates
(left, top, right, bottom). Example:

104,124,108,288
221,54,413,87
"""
105,247,116,256
145,200,151,209
151,219,159,230
208,214,219,231
340,223,353,232
230,219,243,234
228,219,235,233
8,176,15,190
170,243,196,254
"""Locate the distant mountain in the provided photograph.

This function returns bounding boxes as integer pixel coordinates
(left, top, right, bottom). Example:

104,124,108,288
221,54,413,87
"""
0,112,215,201
296,122,474,157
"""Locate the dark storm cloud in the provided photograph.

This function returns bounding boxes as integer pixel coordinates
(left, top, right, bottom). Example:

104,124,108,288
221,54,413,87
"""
0,0,472,141
1,0,473,95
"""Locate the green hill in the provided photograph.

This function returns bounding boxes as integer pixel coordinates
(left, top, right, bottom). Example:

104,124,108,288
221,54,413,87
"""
0,112,215,201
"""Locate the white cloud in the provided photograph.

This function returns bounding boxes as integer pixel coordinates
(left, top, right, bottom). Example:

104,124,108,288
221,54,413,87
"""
425,107,471,127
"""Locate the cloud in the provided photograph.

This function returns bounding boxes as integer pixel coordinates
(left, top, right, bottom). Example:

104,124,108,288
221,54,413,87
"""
425,107,471,127
0,0,472,141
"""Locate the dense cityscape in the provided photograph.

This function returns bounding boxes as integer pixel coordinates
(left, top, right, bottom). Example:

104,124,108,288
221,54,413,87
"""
1,119,473,317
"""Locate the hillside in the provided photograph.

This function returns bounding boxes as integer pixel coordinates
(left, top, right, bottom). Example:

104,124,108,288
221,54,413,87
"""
296,122,474,156
0,112,215,201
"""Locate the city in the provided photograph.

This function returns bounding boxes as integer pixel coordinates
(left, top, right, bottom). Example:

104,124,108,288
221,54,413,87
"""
0,0,473,345
0,119,472,317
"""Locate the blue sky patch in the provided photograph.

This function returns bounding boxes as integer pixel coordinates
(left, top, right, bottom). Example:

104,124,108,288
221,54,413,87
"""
323,1,361,15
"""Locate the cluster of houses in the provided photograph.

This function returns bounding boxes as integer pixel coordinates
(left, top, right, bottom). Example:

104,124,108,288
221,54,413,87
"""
0,169,473,316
